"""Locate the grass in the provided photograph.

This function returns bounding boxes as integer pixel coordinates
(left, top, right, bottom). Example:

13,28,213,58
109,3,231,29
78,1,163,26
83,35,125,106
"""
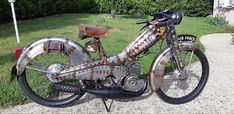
0,13,230,107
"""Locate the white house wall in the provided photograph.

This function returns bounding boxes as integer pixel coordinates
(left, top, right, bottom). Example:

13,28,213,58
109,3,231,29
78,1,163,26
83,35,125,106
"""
213,0,234,25
224,9,234,25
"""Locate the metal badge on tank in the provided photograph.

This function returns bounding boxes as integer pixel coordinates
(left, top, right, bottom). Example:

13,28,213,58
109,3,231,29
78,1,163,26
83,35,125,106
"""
148,35,157,42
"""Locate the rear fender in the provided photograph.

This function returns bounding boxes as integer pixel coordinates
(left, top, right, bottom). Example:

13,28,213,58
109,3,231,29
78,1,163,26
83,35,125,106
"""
15,36,92,76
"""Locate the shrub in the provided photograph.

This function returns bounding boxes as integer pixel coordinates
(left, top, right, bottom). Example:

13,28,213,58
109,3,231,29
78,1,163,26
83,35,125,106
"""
96,0,213,17
94,16,111,28
96,0,183,16
96,0,131,15
185,0,213,17
209,16,228,26
1,0,214,23
0,0,98,23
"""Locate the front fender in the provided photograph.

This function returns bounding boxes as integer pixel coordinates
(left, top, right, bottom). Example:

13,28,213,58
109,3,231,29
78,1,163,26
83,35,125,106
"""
15,36,92,76
149,41,199,92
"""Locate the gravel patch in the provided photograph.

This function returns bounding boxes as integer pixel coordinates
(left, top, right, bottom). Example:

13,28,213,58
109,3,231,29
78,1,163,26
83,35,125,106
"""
1,33,234,113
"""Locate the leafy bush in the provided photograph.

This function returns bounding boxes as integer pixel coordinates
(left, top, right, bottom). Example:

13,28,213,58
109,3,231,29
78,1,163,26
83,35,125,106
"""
96,0,132,15
96,0,213,17
0,0,98,23
96,0,182,16
1,0,214,23
184,0,213,17
94,16,111,28
136,0,187,15
209,16,228,26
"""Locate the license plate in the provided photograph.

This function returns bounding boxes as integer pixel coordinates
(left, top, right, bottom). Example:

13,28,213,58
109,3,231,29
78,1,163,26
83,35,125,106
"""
177,34,197,42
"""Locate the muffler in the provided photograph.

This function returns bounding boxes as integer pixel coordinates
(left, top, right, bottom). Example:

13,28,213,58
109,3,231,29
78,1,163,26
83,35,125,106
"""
84,86,147,99
53,83,84,94
53,80,147,99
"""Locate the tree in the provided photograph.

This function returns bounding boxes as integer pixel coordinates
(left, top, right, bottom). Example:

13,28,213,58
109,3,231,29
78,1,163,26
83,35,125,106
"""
110,0,117,18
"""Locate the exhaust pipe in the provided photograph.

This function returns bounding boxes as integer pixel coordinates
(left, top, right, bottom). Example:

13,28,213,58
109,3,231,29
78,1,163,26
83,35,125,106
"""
53,80,147,99
85,86,147,99
85,78,148,98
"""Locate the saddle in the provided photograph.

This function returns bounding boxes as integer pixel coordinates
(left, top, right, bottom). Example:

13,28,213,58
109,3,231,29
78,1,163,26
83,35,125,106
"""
79,24,110,39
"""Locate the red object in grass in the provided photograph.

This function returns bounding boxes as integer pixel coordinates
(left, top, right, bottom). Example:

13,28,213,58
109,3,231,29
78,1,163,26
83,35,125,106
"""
15,48,23,60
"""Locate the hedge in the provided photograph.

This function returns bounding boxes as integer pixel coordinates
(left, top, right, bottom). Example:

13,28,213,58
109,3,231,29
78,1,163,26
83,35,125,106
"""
0,0,98,23
0,0,214,23
184,0,213,17
96,0,213,17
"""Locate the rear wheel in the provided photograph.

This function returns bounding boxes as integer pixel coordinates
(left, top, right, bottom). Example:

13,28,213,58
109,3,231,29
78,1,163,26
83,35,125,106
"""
157,49,209,104
17,53,85,107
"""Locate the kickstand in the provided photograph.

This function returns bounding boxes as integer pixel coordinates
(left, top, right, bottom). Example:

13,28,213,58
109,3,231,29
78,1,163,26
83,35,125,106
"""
102,98,114,112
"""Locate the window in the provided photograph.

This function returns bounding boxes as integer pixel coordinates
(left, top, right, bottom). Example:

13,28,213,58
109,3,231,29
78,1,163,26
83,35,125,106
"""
220,0,234,7
218,0,224,6
231,0,234,5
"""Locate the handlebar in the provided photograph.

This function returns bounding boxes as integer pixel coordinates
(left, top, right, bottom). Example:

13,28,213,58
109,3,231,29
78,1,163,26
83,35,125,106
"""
136,19,175,28
136,20,149,24
136,10,180,28
156,19,175,28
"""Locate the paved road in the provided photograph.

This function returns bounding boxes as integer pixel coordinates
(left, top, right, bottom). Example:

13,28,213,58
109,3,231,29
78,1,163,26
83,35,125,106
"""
1,33,234,113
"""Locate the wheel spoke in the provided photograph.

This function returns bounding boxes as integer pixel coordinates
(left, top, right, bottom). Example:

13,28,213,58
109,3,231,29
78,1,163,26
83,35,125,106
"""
186,51,194,76
165,72,173,76
159,50,208,103
182,51,188,64
26,66,49,73
29,61,47,69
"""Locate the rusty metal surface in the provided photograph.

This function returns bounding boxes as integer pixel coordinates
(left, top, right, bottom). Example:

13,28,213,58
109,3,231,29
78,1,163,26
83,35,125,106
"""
179,42,199,51
16,25,199,91
149,47,172,91
16,36,92,75
55,26,161,81
106,26,160,65
57,65,128,82
149,40,200,92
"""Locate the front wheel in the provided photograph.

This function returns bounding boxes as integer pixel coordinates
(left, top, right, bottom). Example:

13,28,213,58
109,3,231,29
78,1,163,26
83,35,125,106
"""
157,49,209,104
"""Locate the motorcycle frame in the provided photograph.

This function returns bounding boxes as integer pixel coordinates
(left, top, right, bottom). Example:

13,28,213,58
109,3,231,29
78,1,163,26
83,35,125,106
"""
14,24,199,92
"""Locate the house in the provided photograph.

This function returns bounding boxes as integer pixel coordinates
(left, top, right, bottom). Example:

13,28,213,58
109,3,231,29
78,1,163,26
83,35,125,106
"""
213,0,234,25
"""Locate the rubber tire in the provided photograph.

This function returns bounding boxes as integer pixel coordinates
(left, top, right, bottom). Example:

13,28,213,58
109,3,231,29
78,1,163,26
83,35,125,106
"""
157,49,209,104
17,71,85,107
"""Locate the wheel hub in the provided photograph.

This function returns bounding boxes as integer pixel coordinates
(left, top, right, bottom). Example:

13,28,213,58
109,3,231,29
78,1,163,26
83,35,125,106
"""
173,69,188,80
46,63,65,82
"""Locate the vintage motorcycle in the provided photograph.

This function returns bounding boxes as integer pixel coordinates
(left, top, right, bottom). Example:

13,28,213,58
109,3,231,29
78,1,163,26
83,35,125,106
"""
11,10,209,110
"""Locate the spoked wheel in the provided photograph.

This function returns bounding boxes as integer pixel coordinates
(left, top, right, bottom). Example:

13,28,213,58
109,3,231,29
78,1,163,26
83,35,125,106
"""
157,49,209,104
17,53,85,107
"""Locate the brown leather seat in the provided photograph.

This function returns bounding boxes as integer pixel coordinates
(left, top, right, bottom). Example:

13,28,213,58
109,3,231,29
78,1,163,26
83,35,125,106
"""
79,24,110,39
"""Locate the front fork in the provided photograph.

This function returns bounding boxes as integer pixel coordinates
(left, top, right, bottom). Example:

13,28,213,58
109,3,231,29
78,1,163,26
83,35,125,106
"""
166,26,185,76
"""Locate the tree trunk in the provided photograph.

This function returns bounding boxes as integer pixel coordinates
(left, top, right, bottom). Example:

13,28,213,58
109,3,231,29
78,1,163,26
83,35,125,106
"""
111,0,116,18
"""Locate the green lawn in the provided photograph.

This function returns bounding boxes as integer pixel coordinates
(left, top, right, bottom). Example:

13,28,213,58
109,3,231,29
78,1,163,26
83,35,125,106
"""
0,13,229,107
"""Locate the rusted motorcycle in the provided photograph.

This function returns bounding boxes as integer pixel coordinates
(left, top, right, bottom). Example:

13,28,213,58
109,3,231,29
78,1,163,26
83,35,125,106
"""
11,10,209,110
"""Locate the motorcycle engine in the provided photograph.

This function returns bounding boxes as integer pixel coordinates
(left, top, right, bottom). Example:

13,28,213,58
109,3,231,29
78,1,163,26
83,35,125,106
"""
122,60,146,92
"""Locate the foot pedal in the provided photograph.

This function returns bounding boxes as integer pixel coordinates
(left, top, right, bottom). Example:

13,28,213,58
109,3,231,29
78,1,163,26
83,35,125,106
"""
102,98,114,112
